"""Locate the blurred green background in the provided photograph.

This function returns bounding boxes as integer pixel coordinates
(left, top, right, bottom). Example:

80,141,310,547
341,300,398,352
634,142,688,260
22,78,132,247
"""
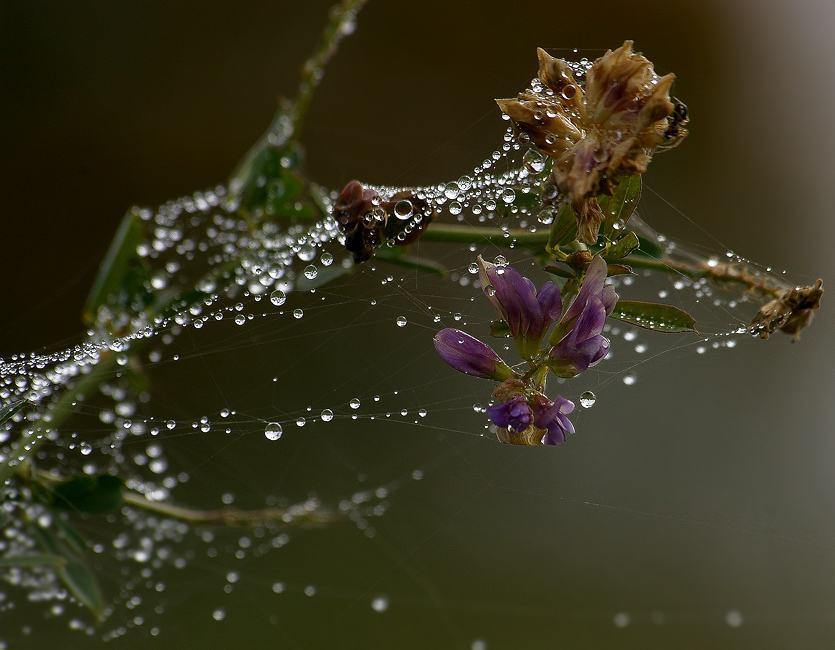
1,1,834,648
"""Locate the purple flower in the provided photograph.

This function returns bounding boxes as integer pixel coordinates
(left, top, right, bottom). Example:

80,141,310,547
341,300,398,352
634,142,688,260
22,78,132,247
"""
487,392,575,446
547,256,617,377
486,395,533,433
434,328,514,380
532,394,575,446
477,256,562,360
549,296,611,376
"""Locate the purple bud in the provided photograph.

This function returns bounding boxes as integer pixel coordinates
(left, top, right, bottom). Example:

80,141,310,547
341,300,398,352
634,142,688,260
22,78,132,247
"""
433,328,511,380
549,296,611,375
486,395,533,433
532,394,575,446
477,256,562,358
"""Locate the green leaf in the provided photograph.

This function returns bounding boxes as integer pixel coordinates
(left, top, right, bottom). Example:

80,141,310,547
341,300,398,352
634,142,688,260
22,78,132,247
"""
489,319,511,338
83,210,147,323
633,235,663,259
0,553,67,568
30,523,105,619
52,515,89,555
599,175,641,239
606,264,634,277
546,201,577,251
0,399,27,427
50,474,124,515
611,300,698,333
606,231,640,260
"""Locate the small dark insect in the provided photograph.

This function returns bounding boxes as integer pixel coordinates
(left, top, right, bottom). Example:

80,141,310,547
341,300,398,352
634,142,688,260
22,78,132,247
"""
660,98,689,150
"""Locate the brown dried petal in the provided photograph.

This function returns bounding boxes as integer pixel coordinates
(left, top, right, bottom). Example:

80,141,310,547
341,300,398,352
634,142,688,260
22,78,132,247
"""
495,96,582,157
750,279,824,340
574,198,606,245
585,41,655,125
536,48,585,118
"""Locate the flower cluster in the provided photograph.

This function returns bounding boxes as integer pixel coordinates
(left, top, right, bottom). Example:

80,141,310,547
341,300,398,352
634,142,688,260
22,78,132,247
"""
434,256,617,446
496,41,687,244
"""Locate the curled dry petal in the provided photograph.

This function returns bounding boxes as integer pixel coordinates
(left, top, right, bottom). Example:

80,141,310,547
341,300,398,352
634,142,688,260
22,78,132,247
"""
751,279,824,340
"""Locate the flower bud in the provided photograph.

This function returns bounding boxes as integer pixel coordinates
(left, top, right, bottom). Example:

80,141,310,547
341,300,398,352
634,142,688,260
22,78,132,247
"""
433,328,514,381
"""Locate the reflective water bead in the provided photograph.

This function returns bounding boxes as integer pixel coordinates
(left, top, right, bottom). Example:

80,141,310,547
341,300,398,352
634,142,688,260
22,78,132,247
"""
320,409,334,422
234,314,246,325
349,398,361,409
394,200,413,220
293,309,304,319
270,290,287,306
396,316,407,327
320,252,333,266
264,423,283,440
579,391,596,408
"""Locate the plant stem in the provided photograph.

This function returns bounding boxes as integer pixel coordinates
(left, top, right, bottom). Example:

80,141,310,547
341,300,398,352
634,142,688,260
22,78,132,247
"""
121,491,340,527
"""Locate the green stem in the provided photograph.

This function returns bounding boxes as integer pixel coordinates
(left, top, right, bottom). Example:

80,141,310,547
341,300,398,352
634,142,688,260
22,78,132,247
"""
122,491,340,527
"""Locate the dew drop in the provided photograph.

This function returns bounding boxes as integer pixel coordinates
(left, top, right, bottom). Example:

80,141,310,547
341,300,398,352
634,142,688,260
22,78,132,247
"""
320,252,333,266
538,208,555,225
444,183,460,200
270,290,287,306
264,423,283,441
623,375,637,386
303,265,318,279
500,188,516,204
394,200,413,220
166,420,176,430
448,201,462,215
349,398,361,409
234,314,246,325
296,417,306,427
485,285,496,297
371,595,389,612
293,309,304,319
212,609,226,621
467,263,479,274
320,409,334,422
457,175,473,191
396,316,407,327
579,391,596,408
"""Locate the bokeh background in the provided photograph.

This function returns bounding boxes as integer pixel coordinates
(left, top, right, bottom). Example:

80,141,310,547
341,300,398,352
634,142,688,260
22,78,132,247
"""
1,1,834,648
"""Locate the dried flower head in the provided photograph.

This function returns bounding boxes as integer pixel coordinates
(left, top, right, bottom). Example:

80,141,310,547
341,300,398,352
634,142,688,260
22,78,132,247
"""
751,280,823,340
333,180,436,263
496,41,686,244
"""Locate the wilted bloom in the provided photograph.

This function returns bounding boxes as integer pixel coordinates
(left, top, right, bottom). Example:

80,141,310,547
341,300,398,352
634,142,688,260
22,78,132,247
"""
750,279,823,341
548,256,617,376
433,328,514,380
496,42,686,243
487,380,575,446
477,256,562,360
333,180,436,263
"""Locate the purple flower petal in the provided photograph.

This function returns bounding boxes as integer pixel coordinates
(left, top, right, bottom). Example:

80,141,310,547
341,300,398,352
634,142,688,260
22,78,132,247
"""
532,395,575,446
487,395,533,433
434,328,509,379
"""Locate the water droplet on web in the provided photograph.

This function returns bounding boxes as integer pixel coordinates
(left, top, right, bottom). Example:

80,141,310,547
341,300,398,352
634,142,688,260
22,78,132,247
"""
449,201,462,215
444,183,460,200
371,595,389,612
296,417,306,427
270,290,286,306
468,263,479,274
264,423,283,440
500,188,516,204
166,420,176,430
396,316,407,327
320,252,333,266
493,255,507,266
418,408,427,417
303,265,318,279
457,175,473,190
234,314,246,325
394,200,413,220
212,608,226,621
320,409,334,422
293,309,304,319
579,391,596,408
350,398,361,409
538,208,555,225
623,375,637,386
